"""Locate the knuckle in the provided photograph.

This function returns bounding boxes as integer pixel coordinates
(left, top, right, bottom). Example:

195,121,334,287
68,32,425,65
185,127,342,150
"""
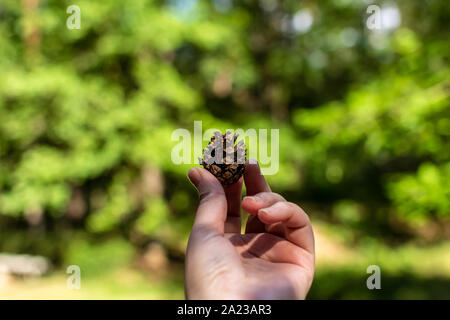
274,201,294,211
199,190,223,203
284,201,305,214
190,224,217,242
286,201,300,210
255,192,285,202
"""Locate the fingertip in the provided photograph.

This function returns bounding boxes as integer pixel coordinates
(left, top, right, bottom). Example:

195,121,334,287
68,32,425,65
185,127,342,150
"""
244,159,260,175
257,208,271,222
244,159,271,195
242,196,259,215
187,167,201,187
242,195,257,204
242,195,260,206
193,168,226,197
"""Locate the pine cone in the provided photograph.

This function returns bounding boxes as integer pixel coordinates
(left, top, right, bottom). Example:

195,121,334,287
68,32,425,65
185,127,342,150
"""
199,131,247,186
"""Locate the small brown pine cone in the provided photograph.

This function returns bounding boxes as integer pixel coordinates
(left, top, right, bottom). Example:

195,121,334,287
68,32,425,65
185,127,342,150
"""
199,131,247,186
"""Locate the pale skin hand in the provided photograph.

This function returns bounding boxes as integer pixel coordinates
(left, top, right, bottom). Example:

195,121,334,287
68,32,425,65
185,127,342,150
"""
185,161,315,300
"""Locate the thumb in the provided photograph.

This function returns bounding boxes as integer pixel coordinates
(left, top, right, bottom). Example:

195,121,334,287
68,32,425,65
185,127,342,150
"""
188,167,227,235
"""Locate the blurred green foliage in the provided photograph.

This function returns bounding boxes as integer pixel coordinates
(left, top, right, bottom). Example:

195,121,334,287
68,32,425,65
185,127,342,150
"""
0,0,449,299
65,237,135,277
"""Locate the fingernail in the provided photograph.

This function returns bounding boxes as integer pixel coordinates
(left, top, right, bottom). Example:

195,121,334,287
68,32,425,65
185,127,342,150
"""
243,196,258,203
258,209,269,216
248,158,258,165
187,168,201,188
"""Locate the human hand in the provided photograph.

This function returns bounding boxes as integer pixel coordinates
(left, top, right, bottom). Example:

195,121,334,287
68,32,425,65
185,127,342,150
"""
185,161,315,300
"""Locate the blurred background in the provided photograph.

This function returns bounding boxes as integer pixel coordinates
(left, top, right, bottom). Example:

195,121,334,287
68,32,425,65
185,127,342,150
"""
0,0,449,299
